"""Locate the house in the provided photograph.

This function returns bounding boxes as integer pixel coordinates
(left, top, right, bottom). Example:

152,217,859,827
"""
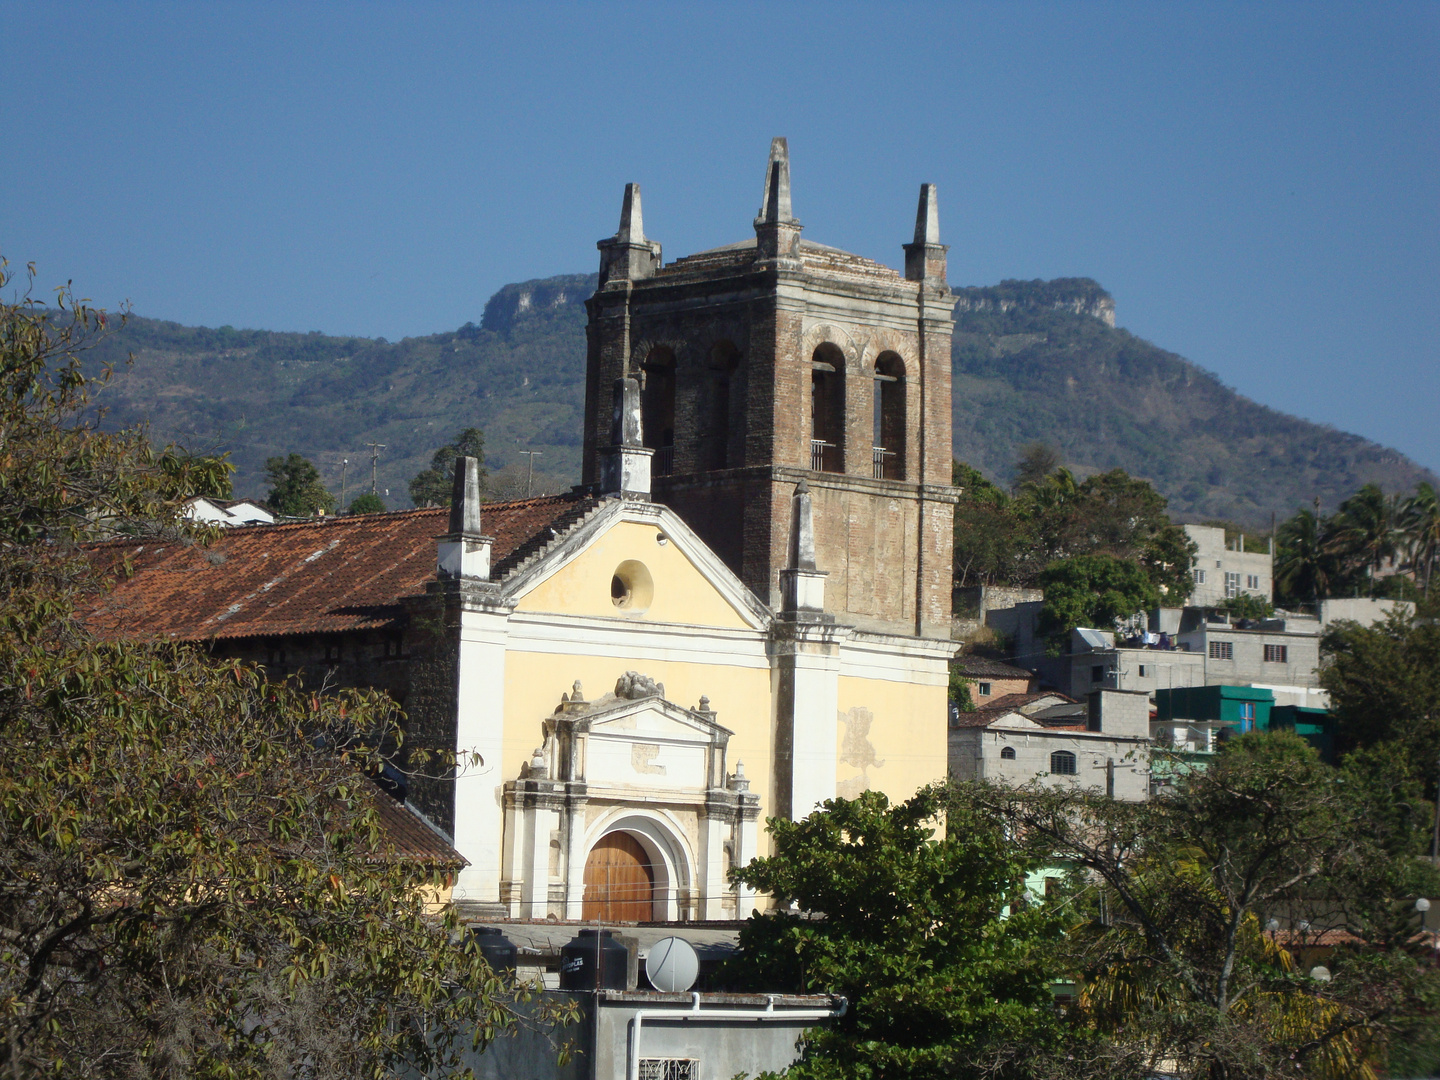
952,654,1036,702
1154,685,1337,765
1061,627,1206,700
1184,524,1272,607
183,495,275,526
948,689,1152,801
86,141,960,924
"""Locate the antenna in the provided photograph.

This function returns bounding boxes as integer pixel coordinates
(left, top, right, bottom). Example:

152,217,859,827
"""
365,443,387,495
519,450,543,498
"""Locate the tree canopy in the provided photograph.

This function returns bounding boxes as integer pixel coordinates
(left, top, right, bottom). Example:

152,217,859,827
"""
263,452,334,517
409,428,487,508
0,261,569,1076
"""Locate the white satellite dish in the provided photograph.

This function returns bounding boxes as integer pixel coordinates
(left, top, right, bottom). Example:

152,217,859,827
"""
646,936,699,993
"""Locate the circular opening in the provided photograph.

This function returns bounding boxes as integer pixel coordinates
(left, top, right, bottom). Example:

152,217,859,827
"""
610,560,654,614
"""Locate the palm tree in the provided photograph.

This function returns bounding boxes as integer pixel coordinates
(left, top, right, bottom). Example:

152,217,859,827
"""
1275,509,1339,605
1401,482,1440,598
1328,484,1400,596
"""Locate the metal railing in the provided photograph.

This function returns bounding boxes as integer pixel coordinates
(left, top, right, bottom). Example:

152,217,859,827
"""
810,439,837,473
653,445,674,476
871,446,896,479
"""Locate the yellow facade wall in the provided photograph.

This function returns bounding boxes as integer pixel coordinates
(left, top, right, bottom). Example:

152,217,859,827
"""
835,675,947,806
514,520,752,630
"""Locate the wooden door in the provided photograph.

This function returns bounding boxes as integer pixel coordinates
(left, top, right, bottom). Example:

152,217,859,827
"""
581,832,654,922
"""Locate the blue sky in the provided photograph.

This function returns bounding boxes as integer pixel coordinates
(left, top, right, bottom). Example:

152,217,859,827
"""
4,2,1438,473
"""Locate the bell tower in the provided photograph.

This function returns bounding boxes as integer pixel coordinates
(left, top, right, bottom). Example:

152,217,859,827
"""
582,139,958,638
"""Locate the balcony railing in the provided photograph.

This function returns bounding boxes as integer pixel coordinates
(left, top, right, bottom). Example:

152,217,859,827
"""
810,439,839,473
654,445,674,477
871,446,896,480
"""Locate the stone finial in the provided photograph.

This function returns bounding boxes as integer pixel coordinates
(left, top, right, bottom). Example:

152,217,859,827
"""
904,183,949,285
448,455,484,536
779,479,827,616
437,455,493,580
571,679,585,702
728,760,750,792
597,183,661,286
617,182,645,243
756,137,795,225
599,377,652,498
697,695,711,713
913,183,940,246
787,480,816,571
529,746,548,779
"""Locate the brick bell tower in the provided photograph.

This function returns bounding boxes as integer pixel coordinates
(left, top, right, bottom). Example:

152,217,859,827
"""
582,139,958,638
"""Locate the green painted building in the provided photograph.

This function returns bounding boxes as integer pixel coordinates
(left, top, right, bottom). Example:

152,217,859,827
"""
1154,686,1336,764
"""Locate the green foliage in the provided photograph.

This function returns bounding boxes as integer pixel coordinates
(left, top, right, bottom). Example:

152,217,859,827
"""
1037,553,1161,644
1221,592,1275,620
948,663,976,713
0,260,573,1076
347,491,386,515
1321,612,1440,779
409,427,487,508
951,732,1440,1078
951,461,1195,603
264,452,335,516
1013,441,1061,490
726,790,1068,1080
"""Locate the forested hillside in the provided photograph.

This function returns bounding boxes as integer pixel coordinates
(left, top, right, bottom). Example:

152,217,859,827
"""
83,274,1433,522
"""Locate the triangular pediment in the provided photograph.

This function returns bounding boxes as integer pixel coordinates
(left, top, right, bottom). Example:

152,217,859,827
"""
988,712,1045,731
579,694,733,744
566,693,731,792
502,499,772,631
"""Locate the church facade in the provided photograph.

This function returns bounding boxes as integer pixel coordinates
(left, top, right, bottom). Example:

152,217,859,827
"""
87,140,959,923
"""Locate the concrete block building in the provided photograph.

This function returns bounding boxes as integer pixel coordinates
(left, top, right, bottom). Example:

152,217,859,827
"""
1184,524,1273,608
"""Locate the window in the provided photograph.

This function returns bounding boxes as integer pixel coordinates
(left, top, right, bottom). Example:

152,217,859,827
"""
1209,640,1234,660
977,682,992,697
703,340,741,469
1050,751,1077,775
872,352,906,480
1138,664,1147,677
1193,569,1207,585
1224,571,1241,598
1239,701,1256,732
810,344,846,473
1000,746,1016,760
1264,643,1288,663
640,1061,699,1080
640,347,676,475
1091,665,1105,683
1247,574,1260,589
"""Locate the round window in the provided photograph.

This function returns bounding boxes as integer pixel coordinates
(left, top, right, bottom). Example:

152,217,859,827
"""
610,560,654,614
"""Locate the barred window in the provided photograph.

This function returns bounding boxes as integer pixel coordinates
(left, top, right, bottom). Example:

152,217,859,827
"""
1001,746,1017,760
1050,751,1077,775
1264,644,1288,663
1209,640,1234,660
640,1060,699,1080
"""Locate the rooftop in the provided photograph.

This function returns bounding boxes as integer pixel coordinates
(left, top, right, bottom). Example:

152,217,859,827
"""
84,494,598,642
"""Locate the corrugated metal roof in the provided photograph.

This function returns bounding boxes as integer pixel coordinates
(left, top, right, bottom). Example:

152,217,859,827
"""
84,495,597,642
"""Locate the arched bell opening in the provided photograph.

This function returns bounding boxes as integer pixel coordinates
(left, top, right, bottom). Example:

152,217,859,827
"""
640,346,676,476
872,351,906,480
810,343,846,473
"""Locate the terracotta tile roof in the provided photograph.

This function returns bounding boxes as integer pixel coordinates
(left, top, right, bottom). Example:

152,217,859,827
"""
367,789,465,865
84,494,597,642
953,656,1036,680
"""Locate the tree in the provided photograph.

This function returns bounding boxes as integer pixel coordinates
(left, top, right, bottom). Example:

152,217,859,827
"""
1013,441,1062,490
409,428,486,508
1036,553,1160,646
347,491,386,515
263,452,335,516
1330,483,1401,595
1400,482,1440,599
950,733,1440,1079
0,261,570,1076
726,790,1068,1080
1275,508,1351,605
1321,611,1440,775
951,461,1039,592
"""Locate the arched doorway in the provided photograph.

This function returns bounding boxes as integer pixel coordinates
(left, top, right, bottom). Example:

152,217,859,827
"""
582,832,655,922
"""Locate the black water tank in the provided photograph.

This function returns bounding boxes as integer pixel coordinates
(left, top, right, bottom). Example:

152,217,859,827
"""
560,929,628,990
468,926,517,973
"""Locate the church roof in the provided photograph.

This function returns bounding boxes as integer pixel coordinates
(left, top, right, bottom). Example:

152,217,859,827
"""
658,236,903,284
83,494,598,642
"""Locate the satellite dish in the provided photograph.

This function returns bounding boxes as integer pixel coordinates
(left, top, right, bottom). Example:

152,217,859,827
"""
646,936,699,993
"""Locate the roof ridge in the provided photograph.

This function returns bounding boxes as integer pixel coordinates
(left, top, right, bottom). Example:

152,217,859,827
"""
492,495,610,583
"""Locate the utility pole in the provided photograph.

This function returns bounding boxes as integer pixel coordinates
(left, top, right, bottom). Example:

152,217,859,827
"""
365,443,386,495
340,458,348,508
520,450,543,498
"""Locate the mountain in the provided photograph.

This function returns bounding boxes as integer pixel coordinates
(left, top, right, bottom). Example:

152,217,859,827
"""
80,274,1433,523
